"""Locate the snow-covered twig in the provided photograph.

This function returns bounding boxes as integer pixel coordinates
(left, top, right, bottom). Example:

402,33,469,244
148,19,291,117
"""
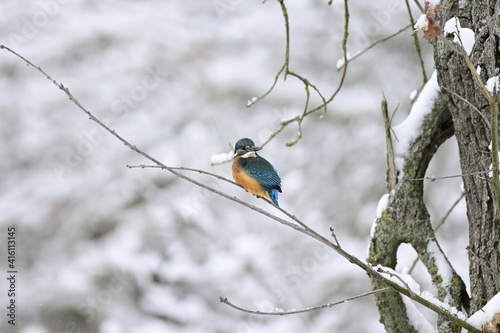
376,267,417,298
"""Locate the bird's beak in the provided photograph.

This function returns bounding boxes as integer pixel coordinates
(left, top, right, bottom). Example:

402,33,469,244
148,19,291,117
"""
247,146,262,152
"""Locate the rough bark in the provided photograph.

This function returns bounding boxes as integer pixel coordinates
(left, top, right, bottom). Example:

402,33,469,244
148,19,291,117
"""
369,1,500,331
434,0,500,313
368,94,469,332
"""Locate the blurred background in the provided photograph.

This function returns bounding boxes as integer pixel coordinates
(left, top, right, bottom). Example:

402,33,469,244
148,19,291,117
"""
0,1,468,332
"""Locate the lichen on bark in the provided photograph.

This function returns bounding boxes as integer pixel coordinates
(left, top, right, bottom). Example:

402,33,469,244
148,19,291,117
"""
368,94,469,332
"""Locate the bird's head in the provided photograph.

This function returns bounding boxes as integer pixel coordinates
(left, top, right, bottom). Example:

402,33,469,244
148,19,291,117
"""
234,138,262,158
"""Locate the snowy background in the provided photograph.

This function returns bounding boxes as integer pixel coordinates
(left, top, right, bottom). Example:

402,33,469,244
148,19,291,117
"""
0,1,469,332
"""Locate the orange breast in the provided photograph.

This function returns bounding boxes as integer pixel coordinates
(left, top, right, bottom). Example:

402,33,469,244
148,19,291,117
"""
232,158,271,200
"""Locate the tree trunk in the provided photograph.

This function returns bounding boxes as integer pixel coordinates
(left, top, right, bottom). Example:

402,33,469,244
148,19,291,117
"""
434,0,500,313
369,1,500,331
368,92,468,332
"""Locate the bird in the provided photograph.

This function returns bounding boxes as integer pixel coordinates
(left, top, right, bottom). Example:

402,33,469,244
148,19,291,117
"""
232,138,282,206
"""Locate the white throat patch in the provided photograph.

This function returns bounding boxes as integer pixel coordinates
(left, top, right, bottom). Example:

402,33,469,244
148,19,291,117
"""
241,151,257,158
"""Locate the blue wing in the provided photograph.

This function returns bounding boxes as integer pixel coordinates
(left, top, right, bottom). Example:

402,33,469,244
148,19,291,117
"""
240,156,282,192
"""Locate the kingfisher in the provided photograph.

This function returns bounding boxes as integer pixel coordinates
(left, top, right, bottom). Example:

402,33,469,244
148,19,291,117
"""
232,138,282,206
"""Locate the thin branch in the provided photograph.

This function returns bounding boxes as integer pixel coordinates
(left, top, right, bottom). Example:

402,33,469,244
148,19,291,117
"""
251,0,328,148
441,85,491,129
413,169,490,182
404,0,427,83
412,0,424,13
246,62,286,107
337,24,412,71
301,0,350,117
466,246,500,292
434,192,465,232
408,193,465,274
376,267,416,298
287,70,328,115
329,227,341,247
283,83,309,147
246,0,290,107
219,288,390,316
127,164,241,187
252,0,353,149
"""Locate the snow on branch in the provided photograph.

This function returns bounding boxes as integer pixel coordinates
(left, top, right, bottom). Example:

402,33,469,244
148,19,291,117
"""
392,71,440,174
376,265,469,322
468,292,500,331
443,17,475,55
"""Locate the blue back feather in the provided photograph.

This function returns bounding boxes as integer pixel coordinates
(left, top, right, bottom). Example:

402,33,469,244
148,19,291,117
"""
238,155,281,206
238,156,281,191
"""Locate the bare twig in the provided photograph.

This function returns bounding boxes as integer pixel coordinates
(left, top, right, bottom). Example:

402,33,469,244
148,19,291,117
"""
219,288,390,316
413,170,490,182
412,0,424,13
254,0,350,148
310,0,349,113
466,246,500,292
329,227,341,247
441,85,491,129
408,193,465,274
250,0,328,148
434,193,465,231
127,164,240,187
404,0,427,83
337,24,412,71
246,62,286,107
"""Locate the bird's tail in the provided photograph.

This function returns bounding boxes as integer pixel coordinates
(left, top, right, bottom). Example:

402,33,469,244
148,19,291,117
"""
267,189,280,207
